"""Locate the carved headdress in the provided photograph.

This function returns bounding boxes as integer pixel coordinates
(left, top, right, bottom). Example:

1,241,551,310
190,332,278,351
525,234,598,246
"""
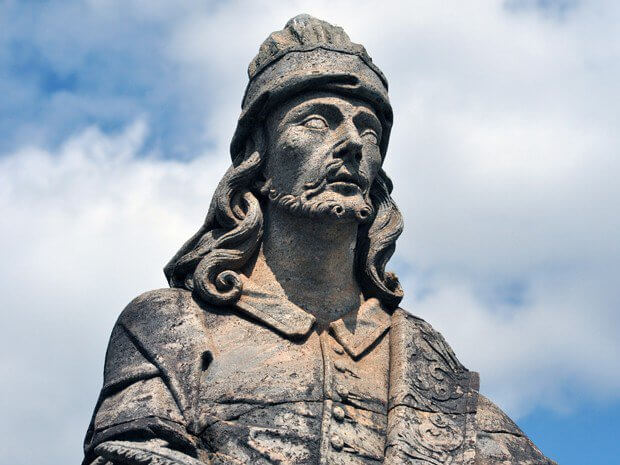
231,14,393,162
165,15,404,309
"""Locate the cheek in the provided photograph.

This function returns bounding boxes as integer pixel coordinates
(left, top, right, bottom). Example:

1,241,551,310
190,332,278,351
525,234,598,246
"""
266,128,327,189
274,127,324,162
277,129,305,156
267,130,302,174
362,148,383,180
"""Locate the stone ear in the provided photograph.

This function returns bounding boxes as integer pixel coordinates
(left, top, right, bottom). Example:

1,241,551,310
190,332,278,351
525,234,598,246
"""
247,126,268,190
232,125,266,167
249,125,266,157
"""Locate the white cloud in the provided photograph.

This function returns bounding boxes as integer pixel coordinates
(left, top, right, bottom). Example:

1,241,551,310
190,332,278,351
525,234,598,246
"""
1,0,619,463
406,272,620,416
379,0,620,416
0,121,229,464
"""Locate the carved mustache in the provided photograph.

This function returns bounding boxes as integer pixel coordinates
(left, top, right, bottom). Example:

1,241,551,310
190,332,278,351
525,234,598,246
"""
302,159,370,198
328,169,369,191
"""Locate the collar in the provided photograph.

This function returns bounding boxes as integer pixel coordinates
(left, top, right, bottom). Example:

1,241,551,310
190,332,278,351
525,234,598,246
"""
328,297,391,358
234,274,391,358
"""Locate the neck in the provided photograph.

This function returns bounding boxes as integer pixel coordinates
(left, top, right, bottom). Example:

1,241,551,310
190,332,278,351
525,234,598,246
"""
246,203,363,325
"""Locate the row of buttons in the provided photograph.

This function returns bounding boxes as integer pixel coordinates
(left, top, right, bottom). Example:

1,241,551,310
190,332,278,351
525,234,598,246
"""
323,329,388,459
330,434,344,450
333,405,345,421
332,341,347,451
330,340,351,453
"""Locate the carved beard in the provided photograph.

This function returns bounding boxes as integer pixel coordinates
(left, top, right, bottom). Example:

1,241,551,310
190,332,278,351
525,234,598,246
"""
256,159,374,223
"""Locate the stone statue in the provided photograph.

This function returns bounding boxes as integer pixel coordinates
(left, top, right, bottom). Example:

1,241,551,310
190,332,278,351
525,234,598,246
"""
83,15,556,465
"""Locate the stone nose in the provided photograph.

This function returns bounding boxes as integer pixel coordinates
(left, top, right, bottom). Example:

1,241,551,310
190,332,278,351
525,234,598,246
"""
333,123,363,164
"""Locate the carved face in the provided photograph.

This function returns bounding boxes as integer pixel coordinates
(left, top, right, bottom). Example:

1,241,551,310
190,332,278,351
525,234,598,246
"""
262,91,383,222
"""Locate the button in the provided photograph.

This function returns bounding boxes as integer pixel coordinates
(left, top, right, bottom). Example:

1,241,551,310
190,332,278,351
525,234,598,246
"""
333,406,345,421
330,434,344,450
334,360,346,372
333,345,344,354
336,385,349,398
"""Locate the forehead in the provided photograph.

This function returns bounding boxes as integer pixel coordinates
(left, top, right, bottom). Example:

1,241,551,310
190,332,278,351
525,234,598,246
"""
267,90,379,123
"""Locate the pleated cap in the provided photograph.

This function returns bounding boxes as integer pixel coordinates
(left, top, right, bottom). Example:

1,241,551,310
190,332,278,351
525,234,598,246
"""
230,14,392,161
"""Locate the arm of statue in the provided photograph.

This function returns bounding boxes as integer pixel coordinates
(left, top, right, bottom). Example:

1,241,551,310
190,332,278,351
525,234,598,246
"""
474,394,558,465
84,290,246,465
83,292,203,465
91,439,205,465
83,359,203,464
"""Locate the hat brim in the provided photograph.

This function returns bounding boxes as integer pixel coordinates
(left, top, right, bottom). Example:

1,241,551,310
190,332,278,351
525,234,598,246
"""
230,49,392,162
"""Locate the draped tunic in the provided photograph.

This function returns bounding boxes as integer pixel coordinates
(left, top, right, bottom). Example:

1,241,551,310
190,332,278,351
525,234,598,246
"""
83,282,556,465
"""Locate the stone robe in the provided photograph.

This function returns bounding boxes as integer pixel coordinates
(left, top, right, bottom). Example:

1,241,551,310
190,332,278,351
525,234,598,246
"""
83,281,556,465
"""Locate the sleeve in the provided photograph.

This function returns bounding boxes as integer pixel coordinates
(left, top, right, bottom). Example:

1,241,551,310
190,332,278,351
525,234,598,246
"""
82,321,199,465
474,394,558,465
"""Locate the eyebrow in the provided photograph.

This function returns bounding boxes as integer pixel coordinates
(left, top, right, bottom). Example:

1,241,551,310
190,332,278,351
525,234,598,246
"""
353,109,382,136
284,101,344,123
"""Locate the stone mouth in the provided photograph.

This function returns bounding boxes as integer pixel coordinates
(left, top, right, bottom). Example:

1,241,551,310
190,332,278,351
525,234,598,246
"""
328,171,366,191
328,181,361,196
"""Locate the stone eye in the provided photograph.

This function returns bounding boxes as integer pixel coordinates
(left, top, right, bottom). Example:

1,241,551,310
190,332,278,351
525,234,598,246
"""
303,116,328,129
361,129,379,145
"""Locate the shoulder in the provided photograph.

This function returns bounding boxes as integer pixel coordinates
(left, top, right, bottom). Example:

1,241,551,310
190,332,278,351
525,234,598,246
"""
474,394,557,464
392,307,470,372
117,287,195,327
389,308,479,417
116,287,231,332
102,289,200,388
392,307,445,336
112,287,230,362
103,288,226,391
394,309,556,463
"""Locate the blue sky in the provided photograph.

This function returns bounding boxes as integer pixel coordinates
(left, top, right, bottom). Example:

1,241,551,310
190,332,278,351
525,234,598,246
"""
1,1,619,464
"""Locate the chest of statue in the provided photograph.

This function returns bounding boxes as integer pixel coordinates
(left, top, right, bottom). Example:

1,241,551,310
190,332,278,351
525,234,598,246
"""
195,312,390,465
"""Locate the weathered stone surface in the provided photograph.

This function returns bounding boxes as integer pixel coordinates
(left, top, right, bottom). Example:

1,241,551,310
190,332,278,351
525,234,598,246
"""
82,14,557,465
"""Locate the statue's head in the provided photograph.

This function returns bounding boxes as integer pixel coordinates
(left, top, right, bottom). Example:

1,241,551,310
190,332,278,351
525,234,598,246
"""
164,15,404,309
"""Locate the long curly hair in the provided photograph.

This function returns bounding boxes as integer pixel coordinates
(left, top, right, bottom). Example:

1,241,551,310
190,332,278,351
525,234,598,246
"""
164,128,404,310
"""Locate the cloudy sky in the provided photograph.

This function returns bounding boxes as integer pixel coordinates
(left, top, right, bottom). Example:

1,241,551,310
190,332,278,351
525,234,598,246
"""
1,1,619,464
